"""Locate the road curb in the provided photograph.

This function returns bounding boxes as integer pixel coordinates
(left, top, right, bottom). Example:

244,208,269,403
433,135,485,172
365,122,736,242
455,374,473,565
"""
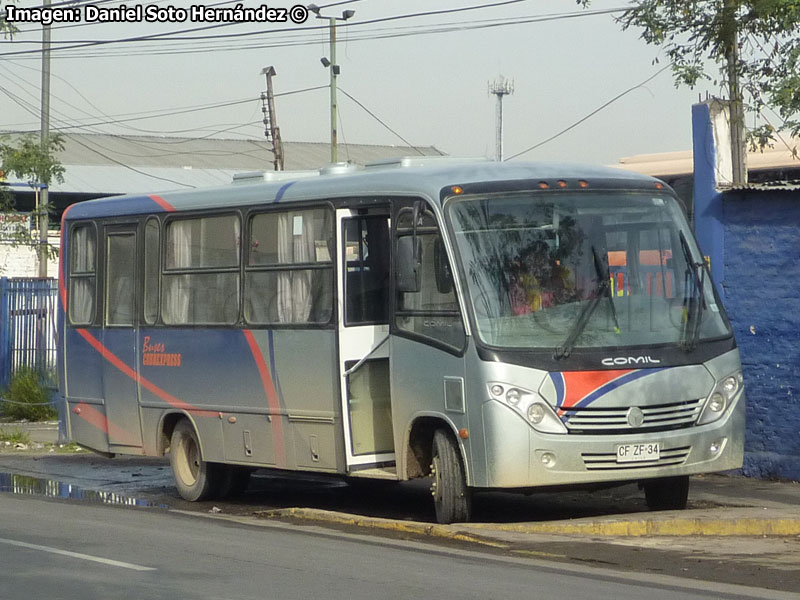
254,507,510,548
257,506,800,539
467,515,800,537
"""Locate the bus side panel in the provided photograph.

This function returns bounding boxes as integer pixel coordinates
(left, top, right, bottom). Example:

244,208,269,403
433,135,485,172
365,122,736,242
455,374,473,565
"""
136,328,341,472
264,329,342,473
390,336,469,482
137,328,262,464
64,326,109,453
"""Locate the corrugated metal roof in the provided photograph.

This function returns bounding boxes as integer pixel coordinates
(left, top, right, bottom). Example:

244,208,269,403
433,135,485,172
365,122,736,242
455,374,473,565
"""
725,181,800,192
616,138,800,178
1,132,447,195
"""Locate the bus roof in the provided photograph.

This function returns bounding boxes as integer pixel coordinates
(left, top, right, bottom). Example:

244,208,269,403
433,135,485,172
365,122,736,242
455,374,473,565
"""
64,158,665,221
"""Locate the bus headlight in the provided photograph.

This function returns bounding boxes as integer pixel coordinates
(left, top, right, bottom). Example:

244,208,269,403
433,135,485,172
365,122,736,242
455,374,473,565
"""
698,371,743,425
488,383,567,434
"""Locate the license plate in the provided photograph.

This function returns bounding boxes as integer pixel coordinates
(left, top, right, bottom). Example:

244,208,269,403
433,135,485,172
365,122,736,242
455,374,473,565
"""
616,442,660,463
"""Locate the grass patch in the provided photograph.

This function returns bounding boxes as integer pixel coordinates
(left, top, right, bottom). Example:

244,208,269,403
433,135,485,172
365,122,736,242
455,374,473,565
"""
0,428,32,445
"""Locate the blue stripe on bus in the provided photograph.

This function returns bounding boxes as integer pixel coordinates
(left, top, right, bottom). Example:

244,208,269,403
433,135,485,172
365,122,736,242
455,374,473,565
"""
572,368,666,411
267,330,284,408
65,195,172,220
274,181,296,203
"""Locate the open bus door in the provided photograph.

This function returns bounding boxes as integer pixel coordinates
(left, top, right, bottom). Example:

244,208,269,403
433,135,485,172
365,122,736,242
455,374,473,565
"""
335,208,396,475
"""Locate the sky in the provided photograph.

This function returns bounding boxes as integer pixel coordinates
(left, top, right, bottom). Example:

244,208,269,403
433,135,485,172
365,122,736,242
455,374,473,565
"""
0,0,724,167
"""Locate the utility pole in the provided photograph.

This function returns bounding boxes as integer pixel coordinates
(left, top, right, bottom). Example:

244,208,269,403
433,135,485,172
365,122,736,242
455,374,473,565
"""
308,4,355,164
723,0,747,186
261,66,284,171
38,0,51,277
488,76,514,162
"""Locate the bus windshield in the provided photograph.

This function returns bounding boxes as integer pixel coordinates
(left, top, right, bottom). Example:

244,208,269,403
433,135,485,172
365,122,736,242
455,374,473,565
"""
447,190,731,351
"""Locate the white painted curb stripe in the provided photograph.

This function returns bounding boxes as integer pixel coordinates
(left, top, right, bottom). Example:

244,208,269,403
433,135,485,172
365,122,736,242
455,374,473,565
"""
0,537,156,571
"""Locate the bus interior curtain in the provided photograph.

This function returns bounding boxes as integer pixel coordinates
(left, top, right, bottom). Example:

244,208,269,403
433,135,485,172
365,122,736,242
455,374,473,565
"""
165,221,191,323
71,227,95,323
277,212,314,323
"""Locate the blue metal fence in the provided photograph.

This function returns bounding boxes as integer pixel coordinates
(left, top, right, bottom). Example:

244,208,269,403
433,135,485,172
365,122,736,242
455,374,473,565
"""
0,277,59,391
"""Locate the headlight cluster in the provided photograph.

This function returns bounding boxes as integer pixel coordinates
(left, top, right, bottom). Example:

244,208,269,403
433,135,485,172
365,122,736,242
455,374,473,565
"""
488,383,567,434
698,371,743,425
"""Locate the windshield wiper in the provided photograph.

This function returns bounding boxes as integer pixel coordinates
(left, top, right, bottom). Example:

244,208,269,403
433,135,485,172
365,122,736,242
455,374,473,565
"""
554,246,619,360
678,231,706,352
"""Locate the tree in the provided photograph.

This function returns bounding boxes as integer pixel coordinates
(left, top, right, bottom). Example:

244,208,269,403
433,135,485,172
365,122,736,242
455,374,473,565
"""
1,2,18,39
0,133,66,268
579,0,800,154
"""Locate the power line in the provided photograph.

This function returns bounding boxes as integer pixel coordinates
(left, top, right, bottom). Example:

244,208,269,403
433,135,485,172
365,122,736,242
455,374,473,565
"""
338,87,425,155
505,64,672,161
2,7,624,61
68,135,197,188
0,1,619,58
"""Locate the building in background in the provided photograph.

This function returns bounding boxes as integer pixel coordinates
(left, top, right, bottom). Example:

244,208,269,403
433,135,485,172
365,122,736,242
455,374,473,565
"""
616,138,800,221
0,132,446,277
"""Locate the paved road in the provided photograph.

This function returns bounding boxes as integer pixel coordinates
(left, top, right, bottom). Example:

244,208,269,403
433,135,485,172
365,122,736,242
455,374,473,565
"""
1,493,792,600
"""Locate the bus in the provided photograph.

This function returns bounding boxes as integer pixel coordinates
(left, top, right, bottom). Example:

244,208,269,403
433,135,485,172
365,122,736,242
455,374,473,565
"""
57,158,745,524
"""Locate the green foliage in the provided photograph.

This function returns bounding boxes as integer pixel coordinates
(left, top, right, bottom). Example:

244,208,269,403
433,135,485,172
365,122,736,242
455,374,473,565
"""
580,0,800,146
0,133,66,185
2,367,57,422
0,133,64,269
1,2,18,39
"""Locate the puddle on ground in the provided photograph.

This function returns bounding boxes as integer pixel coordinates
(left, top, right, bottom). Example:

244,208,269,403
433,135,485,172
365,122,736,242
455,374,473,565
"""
0,472,169,509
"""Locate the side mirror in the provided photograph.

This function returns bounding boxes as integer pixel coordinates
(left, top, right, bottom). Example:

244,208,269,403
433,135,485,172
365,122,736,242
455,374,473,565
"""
396,236,422,293
433,237,453,294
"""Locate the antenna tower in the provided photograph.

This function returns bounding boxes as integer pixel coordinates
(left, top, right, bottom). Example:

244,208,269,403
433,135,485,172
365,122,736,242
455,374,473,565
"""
488,76,514,162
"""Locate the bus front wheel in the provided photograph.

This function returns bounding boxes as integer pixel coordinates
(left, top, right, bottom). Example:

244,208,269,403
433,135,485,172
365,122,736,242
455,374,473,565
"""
430,429,472,524
170,419,219,502
643,475,690,510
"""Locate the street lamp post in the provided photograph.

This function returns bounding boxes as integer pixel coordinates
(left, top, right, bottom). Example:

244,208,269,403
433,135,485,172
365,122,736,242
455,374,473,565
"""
308,4,355,164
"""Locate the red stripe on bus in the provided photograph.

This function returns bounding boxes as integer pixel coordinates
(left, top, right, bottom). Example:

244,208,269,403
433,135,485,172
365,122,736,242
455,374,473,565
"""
72,402,140,446
58,203,77,310
242,330,286,468
76,329,216,418
149,194,176,212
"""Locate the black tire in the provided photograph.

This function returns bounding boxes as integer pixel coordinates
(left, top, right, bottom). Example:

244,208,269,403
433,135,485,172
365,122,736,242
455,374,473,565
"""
643,475,690,510
430,429,472,524
169,419,219,502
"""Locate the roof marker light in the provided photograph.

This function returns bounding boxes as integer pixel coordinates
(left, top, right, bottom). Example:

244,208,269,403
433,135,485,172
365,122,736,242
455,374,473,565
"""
655,182,664,190
538,181,549,189
451,185,464,195
578,180,589,188
557,180,568,188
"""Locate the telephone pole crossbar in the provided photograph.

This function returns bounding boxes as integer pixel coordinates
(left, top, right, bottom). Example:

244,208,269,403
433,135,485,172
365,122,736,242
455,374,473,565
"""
261,66,284,171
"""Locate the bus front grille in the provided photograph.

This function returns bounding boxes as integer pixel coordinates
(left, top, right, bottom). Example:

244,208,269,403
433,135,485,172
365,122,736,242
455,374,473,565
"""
561,399,704,434
581,445,692,470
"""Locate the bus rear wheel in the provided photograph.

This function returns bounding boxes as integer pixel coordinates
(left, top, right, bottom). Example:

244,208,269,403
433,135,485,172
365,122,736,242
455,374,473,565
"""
643,475,690,510
170,419,219,502
430,429,472,524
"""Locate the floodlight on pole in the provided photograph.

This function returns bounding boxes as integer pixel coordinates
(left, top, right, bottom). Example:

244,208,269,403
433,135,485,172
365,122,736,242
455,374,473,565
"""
309,4,355,163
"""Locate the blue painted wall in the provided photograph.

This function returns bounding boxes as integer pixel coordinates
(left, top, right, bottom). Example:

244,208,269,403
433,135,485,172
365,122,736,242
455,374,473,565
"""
722,192,800,480
692,100,800,480
692,103,726,296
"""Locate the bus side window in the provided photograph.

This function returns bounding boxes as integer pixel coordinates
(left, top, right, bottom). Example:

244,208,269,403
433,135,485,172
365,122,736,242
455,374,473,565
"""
394,204,465,352
344,216,390,325
244,208,334,325
162,214,240,325
143,218,160,325
69,223,97,325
